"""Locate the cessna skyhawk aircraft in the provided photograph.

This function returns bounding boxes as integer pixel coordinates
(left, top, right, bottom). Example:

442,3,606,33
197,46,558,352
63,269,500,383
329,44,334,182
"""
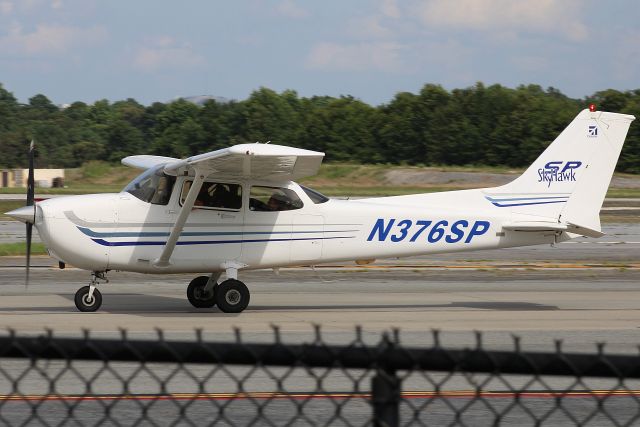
6,107,636,313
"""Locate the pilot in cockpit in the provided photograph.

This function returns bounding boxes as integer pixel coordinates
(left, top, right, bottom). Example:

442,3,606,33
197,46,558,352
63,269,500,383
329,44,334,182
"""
193,183,239,209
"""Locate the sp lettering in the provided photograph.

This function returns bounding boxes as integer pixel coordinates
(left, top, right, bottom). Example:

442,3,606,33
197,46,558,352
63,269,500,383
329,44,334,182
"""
537,161,582,188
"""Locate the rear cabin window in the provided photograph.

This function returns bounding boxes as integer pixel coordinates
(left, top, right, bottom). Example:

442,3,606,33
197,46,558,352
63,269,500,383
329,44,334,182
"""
124,166,176,205
249,186,303,212
181,181,242,210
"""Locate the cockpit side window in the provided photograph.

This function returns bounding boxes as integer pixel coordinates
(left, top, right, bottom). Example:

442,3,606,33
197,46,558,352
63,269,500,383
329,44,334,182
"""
124,166,176,205
180,180,242,210
249,186,303,212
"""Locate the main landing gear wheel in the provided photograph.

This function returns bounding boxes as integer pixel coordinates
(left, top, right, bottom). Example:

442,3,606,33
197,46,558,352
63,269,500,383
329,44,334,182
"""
74,286,102,312
215,279,250,313
187,276,216,308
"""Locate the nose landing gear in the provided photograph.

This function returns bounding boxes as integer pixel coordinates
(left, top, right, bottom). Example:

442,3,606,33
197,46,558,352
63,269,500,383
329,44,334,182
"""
74,271,107,312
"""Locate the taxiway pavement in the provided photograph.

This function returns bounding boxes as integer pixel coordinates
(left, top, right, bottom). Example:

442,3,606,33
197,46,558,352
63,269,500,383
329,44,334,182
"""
0,222,638,353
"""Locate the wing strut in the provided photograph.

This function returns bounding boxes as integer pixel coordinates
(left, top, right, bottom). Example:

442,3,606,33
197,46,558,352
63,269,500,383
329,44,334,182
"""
154,171,205,267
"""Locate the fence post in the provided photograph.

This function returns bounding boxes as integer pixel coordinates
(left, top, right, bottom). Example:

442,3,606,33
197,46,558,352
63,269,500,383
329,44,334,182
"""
372,335,401,427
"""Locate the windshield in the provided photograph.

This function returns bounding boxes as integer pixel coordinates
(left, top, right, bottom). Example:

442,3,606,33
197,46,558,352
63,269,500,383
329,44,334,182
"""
300,185,329,204
123,166,176,205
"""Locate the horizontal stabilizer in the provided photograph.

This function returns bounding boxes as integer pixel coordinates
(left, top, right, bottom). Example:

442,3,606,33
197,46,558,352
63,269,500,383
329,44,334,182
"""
502,221,604,238
501,222,568,233
566,222,605,238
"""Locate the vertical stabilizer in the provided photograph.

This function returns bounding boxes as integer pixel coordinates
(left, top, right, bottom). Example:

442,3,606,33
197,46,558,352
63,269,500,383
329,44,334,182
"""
560,111,634,234
485,109,635,236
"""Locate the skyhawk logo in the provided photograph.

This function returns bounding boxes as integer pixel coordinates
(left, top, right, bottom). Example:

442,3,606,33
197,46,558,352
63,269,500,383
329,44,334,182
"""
588,125,598,137
537,161,582,188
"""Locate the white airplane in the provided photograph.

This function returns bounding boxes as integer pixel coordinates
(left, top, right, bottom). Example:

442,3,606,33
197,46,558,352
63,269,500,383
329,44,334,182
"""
6,107,636,313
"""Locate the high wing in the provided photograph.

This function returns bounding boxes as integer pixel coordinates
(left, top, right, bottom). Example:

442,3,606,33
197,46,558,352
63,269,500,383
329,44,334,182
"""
163,143,324,181
134,143,325,268
122,155,180,170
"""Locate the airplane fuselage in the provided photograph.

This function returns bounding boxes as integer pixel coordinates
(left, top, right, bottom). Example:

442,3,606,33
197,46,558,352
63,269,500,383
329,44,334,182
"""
34,178,559,274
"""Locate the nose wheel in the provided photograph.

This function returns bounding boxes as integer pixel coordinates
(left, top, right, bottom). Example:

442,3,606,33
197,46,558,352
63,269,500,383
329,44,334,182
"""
74,271,107,312
74,286,102,312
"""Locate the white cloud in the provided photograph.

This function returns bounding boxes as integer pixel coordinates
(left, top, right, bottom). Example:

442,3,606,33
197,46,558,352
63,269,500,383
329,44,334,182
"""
414,0,587,41
381,0,400,19
347,15,394,40
275,0,309,19
612,30,640,81
511,55,550,72
51,0,63,9
305,41,407,72
0,1,13,15
0,23,107,55
132,37,205,71
13,0,49,13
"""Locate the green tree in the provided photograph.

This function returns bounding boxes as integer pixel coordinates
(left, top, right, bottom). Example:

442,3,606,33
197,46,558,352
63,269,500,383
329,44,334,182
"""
105,120,145,162
0,80,637,173
28,94,58,113
241,88,303,145
0,84,18,132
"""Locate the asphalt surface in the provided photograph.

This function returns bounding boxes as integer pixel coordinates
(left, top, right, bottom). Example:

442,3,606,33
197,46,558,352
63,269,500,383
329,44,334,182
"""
1,223,639,425
0,223,638,349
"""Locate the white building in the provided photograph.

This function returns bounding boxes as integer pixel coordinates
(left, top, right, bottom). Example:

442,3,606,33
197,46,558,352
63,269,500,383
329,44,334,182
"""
0,169,65,188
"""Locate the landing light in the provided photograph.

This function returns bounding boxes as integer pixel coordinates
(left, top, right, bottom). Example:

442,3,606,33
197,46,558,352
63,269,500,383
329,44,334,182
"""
589,103,596,112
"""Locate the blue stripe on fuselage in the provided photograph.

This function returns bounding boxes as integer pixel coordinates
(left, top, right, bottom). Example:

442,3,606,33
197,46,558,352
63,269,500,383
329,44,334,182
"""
77,226,355,239
485,195,568,207
91,236,355,247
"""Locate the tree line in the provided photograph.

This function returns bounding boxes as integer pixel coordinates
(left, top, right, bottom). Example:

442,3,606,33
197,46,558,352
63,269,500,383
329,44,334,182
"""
0,82,638,173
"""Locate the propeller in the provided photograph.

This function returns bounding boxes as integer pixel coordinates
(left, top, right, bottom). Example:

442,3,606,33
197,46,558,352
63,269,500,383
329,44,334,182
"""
3,141,37,286
25,140,35,286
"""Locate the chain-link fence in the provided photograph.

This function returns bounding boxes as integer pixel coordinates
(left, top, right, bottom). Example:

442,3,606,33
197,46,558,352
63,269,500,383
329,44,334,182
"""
1,328,640,426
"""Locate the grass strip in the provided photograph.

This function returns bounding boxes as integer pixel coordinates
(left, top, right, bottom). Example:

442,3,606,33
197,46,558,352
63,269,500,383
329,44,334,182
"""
0,242,47,257
0,201,26,221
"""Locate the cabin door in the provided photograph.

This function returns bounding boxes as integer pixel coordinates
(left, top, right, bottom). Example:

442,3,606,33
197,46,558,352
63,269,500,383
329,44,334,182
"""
291,214,324,263
178,179,244,264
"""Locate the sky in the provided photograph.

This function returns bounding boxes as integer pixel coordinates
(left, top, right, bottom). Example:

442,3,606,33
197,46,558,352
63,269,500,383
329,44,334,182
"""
0,0,639,106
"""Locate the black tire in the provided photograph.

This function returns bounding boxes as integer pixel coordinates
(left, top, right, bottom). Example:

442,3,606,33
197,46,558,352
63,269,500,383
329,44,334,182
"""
215,279,250,313
74,286,102,312
187,276,216,308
